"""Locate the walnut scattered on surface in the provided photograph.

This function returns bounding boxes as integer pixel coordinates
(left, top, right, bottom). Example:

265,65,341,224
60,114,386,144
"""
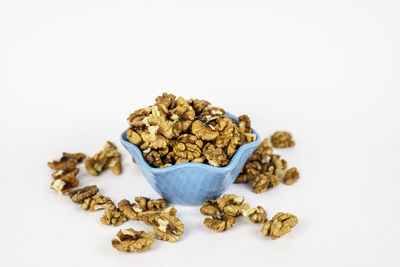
81,193,114,212
249,138,273,162
204,214,236,232
126,93,256,168
235,138,274,184
139,207,177,225
48,152,85,194
137,210,161,225
85,141,122,176
112,228,155,252
66,184,127,226
283,167,299,185
118,197,168,223
118,199,143,220
216,194,245,217
251,173,280,194
48,153,85,172
235,161,262,183
50,168,80,194
235,137,290,194
134,196,166,211
61,152,86,163
69,185,99,203
261,212,298,240
200,194,268,232
200,200,221,216
144,198,167,211
201,195,298,239
153,213,184,242
271,131,295,148
200,194,247,232
242,205,267,223
51,168,77,180
262,154,287,176
100,205,128,226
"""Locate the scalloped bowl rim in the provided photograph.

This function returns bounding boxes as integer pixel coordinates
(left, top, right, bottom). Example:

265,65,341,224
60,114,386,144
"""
120,112,261,174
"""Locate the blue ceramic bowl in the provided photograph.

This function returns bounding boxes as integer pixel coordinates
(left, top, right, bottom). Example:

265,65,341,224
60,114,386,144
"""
120,113,261,205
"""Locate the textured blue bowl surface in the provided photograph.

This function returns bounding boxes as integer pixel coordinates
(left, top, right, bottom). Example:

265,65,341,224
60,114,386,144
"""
120,113,261,205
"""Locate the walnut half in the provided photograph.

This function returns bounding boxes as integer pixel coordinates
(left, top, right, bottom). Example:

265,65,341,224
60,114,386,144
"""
251,173,280,194
85,141,122,176
69,185,99,203
261,212,298,240
271,131,295,148
204,214,236,232
112,228,155,252
153,213,184,242
283,167,300,185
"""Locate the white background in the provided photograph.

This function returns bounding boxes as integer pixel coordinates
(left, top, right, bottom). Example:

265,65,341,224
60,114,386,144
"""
1,0,399,266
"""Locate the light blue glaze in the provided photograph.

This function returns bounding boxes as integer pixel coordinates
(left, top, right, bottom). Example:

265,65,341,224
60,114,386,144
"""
120,113,261,205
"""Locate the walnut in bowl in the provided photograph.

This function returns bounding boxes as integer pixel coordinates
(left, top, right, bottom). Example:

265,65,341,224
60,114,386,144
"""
125,93,256,168
121,114,260,206
121,93,260,205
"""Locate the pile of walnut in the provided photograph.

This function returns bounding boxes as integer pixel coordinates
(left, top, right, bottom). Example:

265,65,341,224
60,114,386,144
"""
235,134,299,193
47,141,122,194
200,194,298,240
126,92,256,167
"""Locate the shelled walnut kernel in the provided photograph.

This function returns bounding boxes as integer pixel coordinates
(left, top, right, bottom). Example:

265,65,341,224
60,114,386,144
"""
200,200,221,216
216,194,245,217
235,138,289,194
204,214,236,232
200,194,248,232
139,207,177,225
112,228,155,252
50,169,80,194
85,141,122,176
271,131,295,148
48,152,85,194
242,205,267,223
153,213,184,242
251,173,280,194
100,205,128,226
48,152,85,171
282,167,300,185
261,212,298,240
118,197,168,221
81,193,114,212
69,185,99,203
